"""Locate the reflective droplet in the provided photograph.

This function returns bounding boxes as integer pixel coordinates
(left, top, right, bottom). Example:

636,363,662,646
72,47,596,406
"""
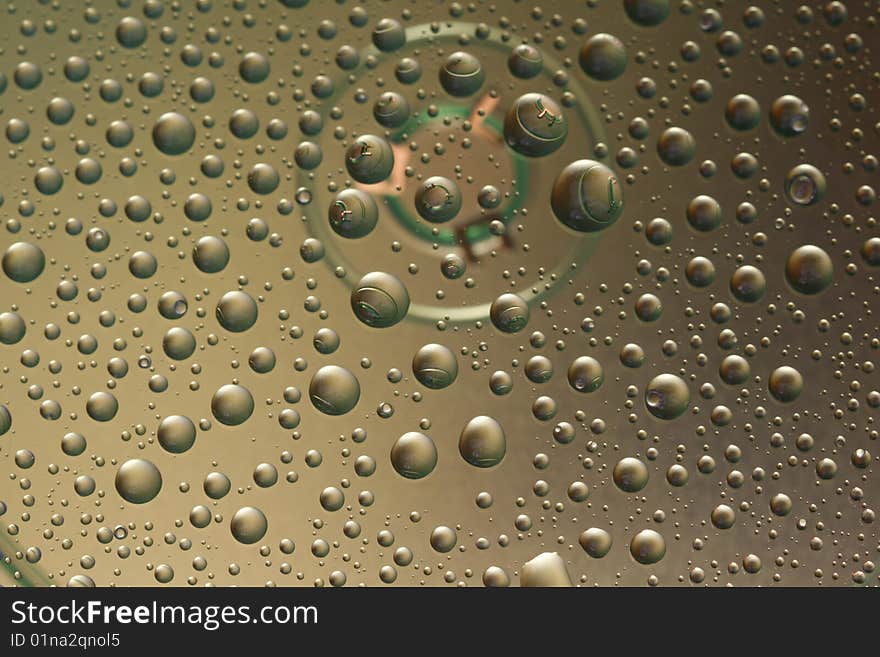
2,242,45,283
412,343,458,390
785,245,833,294
157,415,197,454
211,384,255,426
551,160,623,232
391,431,438,479
521,552,573,586
230,506,268,544
579,528,613,558
613,457,649,492
459,416,506,468
152,112,195,156
115,459,162,504
579,33,627,81
309,365,360,416
351,272,410,328
645,373,690,419
630,529,666,564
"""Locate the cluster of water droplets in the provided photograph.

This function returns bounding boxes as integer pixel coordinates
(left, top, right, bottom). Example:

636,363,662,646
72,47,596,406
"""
0,0,876,587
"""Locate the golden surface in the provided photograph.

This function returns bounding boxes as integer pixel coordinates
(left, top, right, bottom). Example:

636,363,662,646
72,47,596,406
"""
0,0,876,587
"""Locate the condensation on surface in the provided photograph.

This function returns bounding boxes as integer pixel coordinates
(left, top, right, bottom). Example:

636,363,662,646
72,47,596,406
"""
0,0,877,587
